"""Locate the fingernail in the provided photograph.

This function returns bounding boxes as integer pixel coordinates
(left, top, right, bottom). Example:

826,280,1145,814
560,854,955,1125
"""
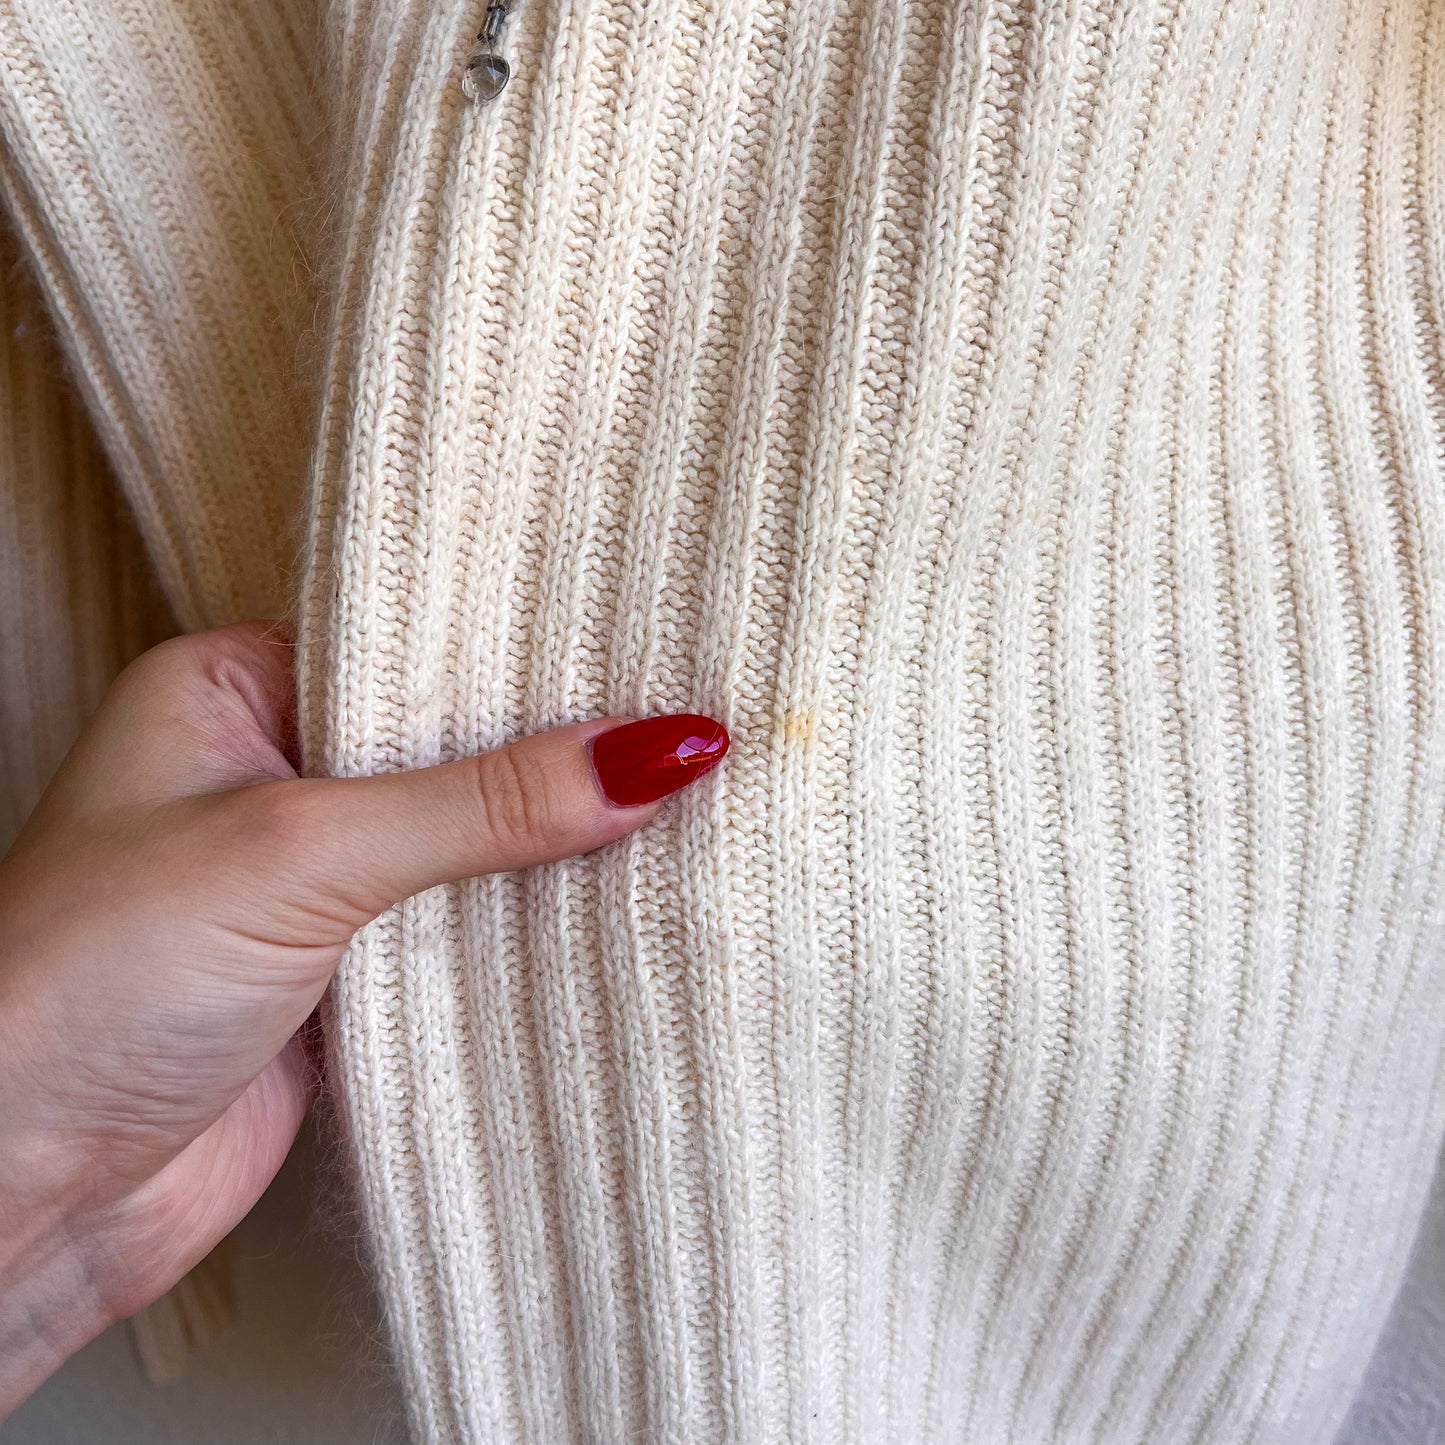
588,714,730,807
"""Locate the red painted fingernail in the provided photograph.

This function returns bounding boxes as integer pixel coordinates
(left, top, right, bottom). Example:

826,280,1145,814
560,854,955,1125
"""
588,714,730,807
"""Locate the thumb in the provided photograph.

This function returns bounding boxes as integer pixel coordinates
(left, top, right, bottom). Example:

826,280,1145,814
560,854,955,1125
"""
233,713,729,931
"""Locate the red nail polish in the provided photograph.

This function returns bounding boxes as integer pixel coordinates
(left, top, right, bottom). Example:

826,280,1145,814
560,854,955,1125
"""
589,714,730,807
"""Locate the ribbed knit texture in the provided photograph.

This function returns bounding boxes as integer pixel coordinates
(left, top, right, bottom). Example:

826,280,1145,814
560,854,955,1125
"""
0,224,170,846
0,0,322,627
0,0,1443,1439
297,0,1445,1440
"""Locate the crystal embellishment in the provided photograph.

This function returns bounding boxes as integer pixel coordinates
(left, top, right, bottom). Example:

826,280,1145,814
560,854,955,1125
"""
462,51,511,104
462,2,516,105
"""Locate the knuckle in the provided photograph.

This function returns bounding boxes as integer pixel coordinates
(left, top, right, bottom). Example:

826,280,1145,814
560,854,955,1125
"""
113,633,204,695
117,624,281,695
471,745,555,857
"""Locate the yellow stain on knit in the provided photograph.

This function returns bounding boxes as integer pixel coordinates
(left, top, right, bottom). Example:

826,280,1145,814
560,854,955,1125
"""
779,711,818,745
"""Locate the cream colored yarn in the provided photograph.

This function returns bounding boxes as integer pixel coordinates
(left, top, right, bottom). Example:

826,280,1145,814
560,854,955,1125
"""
299,0,1445,1440
0,0,321,627
0,223,169,846
2,0,1445,1441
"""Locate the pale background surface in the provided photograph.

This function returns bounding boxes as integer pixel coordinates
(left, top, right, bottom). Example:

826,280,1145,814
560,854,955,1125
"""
3,1135,1443,1444
1337,1144,1445,1445
0,1120,408,1445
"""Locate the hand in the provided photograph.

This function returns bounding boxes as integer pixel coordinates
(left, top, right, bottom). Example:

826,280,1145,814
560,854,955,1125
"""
0,621,727,1416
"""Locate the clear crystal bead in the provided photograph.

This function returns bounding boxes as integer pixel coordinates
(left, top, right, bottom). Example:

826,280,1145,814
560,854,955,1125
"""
462,51,511,104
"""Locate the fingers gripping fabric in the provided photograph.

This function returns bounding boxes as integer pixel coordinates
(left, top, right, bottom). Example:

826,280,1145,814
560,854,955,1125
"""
300,1,1445,1441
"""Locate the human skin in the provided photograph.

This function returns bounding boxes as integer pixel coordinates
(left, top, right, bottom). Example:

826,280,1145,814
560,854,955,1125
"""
0,621,722,1418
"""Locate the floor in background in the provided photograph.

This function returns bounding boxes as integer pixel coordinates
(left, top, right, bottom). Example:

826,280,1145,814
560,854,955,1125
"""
1,1117,408,1445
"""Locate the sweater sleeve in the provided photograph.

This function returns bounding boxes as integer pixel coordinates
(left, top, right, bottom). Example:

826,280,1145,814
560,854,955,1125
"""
0,0,322,628
299,2,1445,1442
0,219,170,848
2,0,1443,1438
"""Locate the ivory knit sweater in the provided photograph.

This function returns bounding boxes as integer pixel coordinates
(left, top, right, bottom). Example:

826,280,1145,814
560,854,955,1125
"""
0,225,169,845
3,1,1445,1442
